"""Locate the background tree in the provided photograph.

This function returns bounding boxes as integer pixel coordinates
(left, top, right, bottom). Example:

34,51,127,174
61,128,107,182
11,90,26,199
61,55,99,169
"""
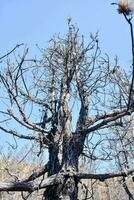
0,2,134,199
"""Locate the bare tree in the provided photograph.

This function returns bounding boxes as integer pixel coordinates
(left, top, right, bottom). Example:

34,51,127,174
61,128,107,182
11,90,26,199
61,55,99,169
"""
0,2,134,199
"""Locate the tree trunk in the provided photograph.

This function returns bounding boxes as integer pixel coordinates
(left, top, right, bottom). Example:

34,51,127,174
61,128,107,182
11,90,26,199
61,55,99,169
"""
44,135,79,200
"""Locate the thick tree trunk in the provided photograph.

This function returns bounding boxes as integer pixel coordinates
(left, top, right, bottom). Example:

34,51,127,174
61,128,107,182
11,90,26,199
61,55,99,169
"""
44,177,78,200
44,136,79,200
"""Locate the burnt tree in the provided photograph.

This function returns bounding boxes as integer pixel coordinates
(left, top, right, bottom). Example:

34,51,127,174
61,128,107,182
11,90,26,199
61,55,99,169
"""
0,4,134,199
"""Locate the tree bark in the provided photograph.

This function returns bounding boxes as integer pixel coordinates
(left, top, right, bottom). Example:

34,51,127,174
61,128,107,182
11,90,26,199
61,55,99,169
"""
44,135,79,200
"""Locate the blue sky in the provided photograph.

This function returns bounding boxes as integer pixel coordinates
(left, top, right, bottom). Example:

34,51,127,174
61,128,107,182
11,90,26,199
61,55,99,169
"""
0,0,133,66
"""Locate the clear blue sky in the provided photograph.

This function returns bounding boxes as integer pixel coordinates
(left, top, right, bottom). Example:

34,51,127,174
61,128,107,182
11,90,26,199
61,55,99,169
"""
0,0,133,153
0,0,132,66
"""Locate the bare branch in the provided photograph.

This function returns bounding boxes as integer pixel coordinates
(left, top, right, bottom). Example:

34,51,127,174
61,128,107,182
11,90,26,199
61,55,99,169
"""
0,126,38,141
0,169,133,192
0,44,24,60
76,169,134,181
83,108,133,134
24,162,49,182
0,174,64,192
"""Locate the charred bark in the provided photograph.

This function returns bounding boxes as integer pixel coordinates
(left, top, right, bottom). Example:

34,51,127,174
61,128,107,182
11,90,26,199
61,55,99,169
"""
44,137,79,200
